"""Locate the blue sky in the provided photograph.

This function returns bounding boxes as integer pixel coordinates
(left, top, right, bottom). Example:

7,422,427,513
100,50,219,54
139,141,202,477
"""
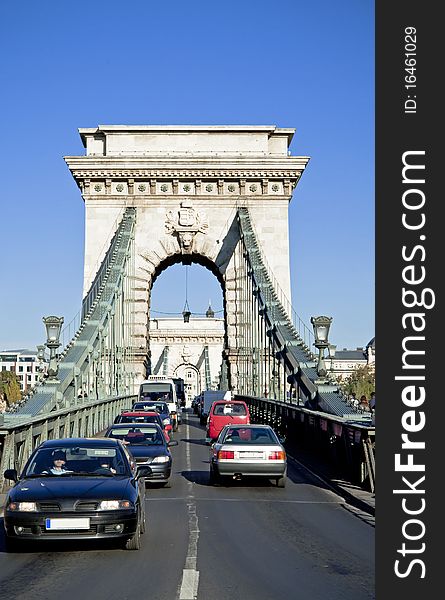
0,0,374,352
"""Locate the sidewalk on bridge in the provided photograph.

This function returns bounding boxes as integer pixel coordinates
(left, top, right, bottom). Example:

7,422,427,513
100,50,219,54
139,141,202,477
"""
286,442,375,517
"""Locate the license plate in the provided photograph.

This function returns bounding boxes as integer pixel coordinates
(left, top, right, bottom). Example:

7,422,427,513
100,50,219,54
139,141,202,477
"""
239,452,264,458
45,518,90,530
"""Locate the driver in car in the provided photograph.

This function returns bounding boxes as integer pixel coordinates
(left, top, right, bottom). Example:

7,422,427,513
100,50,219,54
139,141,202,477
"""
43,451,72,475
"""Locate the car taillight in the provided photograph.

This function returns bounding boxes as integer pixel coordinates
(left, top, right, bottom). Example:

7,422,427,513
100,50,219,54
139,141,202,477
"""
268,451,286,460
218,450,234,459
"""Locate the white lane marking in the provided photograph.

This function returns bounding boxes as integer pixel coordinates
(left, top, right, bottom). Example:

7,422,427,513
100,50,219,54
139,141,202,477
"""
178,421,200,600
179,570,200,600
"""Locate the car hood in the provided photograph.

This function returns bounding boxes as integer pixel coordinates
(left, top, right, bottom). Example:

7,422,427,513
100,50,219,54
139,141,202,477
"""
9,476,134,502
128,445,169,458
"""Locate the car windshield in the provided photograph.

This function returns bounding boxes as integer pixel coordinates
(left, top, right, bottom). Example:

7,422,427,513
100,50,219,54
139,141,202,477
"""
23,446,128,477
222,427,277,445
133,401,168,414
107,427,165,445
139,383,173,402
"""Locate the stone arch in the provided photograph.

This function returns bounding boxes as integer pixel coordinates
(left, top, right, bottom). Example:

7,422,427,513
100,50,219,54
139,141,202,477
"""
173,363,201,405
133,245,240,388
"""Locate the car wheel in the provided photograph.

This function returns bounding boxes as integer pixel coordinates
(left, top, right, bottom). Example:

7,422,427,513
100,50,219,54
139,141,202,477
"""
276,475,286,488
125,520,141,550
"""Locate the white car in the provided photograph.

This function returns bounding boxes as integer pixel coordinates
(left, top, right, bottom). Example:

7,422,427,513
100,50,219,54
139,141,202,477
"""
209,424,287,487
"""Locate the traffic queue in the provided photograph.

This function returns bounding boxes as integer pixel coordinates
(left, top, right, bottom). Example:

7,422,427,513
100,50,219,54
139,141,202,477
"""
2,382,288,552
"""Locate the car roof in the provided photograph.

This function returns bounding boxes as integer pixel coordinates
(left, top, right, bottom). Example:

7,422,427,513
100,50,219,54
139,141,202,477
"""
121,411,159,416
213,400,247,404
108,423,163,431
39,438,121,448
221,424,272,429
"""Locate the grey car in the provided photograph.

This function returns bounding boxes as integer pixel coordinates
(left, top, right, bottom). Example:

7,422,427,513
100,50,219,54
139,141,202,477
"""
209,424,287,487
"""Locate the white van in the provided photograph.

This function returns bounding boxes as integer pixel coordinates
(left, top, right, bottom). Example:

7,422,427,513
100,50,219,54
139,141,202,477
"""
138,376,182,431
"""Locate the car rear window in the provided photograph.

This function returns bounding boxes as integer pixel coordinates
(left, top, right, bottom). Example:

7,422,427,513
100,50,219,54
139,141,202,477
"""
118,415,160,424
107,427,164,445
213,403,247,416
223,427,276,444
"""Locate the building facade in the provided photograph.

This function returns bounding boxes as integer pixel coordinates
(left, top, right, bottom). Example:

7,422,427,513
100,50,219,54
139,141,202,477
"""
328,337,375,381
0,349,47,393
148,315,225,405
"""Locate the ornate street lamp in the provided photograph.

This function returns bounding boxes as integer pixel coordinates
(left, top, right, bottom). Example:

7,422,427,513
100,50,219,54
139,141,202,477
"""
310,316,333,378
182,265,191,323
328,344,337,377
36,344,47,382
182,302,191,323
43,316,64,381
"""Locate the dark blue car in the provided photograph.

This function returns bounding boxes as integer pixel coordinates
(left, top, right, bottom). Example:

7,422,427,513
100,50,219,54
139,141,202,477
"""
3,438,151,551
132,401,172,428
104,423,178,487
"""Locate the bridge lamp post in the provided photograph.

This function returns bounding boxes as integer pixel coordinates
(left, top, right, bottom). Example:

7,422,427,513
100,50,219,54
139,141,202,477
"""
43,316,64,382
36,344,46,382
310,316,333,379
328,344,337,375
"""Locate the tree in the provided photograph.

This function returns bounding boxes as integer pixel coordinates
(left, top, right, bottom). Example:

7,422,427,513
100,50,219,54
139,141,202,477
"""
0,371,22,406
341,364,375,400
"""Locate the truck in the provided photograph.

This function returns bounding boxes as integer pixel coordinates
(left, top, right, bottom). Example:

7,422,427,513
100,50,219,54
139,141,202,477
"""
139,376,182,431
198,389,232,425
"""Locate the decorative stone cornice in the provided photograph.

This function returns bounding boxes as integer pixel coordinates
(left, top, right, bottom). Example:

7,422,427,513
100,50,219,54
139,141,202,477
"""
66,168,304,179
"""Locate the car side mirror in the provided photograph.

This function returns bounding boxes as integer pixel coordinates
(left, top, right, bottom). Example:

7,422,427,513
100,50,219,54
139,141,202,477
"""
168,440,179,447
135,465,152,480
4,469,18,482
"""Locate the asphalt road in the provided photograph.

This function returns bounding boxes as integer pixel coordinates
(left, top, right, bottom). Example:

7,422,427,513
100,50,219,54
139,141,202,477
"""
0,413,375,600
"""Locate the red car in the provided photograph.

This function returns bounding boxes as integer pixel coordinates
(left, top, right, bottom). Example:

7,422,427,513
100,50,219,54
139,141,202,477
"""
114,411,172,443
206,400,250,442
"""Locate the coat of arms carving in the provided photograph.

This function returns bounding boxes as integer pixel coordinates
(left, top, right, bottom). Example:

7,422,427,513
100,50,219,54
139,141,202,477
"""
165,201,208,253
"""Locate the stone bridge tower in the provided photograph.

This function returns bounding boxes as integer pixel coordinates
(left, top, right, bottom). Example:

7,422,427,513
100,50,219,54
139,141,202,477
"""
65,125,309,390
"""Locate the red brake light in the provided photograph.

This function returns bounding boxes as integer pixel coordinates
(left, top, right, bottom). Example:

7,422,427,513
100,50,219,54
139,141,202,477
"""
268,451,286,460
218,450,235,460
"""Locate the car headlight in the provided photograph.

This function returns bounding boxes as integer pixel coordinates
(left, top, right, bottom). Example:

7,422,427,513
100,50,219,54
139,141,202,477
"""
151,456,170,464
8,502,38,512
98,500,133,510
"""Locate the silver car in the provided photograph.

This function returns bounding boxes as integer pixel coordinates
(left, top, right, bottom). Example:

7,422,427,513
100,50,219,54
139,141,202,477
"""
209,424,287,487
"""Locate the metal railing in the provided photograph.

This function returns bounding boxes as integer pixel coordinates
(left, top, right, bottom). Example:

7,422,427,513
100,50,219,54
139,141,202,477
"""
0,394,135,489
236,393,375,493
